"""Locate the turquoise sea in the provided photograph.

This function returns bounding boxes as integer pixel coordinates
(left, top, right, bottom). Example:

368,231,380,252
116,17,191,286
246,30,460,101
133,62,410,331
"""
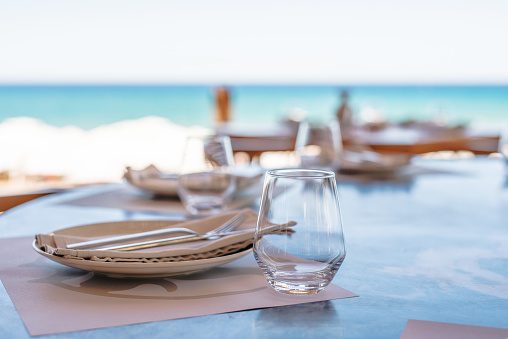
0,85,507,130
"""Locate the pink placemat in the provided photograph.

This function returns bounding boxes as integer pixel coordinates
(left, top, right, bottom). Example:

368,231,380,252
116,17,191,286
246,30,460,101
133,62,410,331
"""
400,319,508,339
0,236,357,336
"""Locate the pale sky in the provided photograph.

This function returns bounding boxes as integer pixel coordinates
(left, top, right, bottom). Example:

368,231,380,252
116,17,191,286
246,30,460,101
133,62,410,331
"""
1,0,507,84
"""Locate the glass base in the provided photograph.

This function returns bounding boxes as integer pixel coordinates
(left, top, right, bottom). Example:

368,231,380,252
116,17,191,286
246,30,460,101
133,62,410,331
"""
185,204,225,216
254,249,344,295
181,196,228,216
268,278,330,295
259,268,336,295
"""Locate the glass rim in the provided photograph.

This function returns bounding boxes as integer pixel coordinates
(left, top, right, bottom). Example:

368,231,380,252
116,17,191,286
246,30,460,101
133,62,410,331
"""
266,168,335,179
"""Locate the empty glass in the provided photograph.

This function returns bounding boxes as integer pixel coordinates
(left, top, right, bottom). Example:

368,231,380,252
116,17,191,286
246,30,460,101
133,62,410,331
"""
295,120,343,171
177,135,236,216
254,169,346,295
499,126,508,167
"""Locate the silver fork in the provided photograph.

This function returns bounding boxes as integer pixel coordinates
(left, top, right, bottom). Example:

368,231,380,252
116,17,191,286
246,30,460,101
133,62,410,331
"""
93,210,249,251
205,211,248,237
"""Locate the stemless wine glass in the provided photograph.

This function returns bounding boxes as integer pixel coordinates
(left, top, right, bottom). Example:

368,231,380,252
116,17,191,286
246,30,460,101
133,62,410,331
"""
177,135,236,216
295,120,343,171
499,125,508,168
253,169,346,295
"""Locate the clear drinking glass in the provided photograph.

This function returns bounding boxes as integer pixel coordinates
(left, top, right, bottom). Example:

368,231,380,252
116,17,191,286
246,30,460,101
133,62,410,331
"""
253,169,346,295
177,135,236,216
295,120,343,171
499,126,508,167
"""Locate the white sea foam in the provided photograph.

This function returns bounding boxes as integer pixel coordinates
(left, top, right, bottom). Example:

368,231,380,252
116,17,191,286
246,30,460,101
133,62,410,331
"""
0,116,211,184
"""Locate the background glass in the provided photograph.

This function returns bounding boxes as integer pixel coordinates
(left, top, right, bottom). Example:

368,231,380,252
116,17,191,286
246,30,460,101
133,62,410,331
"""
499,125,508,167
178,135,236,216
295,120,343,171
254,169,346,295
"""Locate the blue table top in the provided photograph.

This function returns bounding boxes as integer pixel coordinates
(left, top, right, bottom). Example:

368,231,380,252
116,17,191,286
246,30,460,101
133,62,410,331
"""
1,157,507,338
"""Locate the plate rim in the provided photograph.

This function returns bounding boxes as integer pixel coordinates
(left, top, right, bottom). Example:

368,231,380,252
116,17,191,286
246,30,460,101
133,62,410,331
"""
32,240,252,268
32,240,253,277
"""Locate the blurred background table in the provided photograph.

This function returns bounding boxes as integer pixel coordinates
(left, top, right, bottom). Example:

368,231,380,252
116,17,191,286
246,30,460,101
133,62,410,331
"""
345,123,500,155
217,120,500,162
1,157,507,338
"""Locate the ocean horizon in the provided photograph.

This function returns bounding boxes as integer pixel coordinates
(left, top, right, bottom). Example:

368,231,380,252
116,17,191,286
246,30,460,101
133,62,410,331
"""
1,84,507,130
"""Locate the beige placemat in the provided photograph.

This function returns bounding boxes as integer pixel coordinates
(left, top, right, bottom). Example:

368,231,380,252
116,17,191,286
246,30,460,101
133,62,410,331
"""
61,184,260,215
400,319,508,339
0,236,357,337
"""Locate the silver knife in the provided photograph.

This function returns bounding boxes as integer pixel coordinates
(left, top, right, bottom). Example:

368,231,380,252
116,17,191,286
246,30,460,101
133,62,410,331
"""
66,227,198,250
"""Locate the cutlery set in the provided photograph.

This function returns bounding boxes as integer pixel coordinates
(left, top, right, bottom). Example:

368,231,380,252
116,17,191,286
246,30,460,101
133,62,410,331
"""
65,211,295,252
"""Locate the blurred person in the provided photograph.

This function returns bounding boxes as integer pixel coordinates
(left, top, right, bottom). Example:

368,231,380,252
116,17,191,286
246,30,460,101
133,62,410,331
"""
215,86,232,123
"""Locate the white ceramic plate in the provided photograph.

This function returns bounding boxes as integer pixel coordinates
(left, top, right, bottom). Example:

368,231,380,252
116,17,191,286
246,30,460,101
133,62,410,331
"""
33,241,252,278
124,165,263,197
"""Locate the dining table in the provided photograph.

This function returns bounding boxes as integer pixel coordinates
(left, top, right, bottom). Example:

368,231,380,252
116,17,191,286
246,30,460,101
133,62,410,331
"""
217,120,500,159
1,156,507,338
346,123,500,155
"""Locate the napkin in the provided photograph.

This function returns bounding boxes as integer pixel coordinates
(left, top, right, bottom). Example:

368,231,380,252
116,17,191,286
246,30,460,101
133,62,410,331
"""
124,165,179,194
35,209,263,263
